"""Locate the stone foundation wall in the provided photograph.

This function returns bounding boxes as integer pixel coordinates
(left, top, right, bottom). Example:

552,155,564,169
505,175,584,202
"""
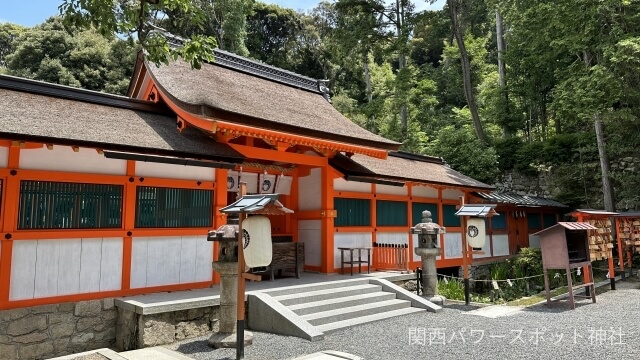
0,299,116,360
116,306,219,351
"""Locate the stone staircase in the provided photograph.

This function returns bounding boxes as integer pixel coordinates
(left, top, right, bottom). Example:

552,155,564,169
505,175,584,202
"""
248,278,440,340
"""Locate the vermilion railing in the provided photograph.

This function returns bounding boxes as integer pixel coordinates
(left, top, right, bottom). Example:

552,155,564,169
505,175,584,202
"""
373,242,410,272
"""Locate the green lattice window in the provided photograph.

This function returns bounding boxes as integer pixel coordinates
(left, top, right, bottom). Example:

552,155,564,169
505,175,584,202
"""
334,198,371,227
18,181,123,229
527,213,541,229
412,203,439,225
136,187,213,228
376,200,407,226
491,214,507,229
443,204,461,227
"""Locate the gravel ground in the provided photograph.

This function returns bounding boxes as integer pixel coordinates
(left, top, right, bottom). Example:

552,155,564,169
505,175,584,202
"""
166,281,640,360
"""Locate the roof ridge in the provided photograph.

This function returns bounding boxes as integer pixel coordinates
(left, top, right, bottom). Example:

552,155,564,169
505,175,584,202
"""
389,151,444,164
0,74,166,114
212,49,325,96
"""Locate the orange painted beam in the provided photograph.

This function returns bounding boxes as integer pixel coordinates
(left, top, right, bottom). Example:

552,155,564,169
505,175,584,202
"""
0,146,20,302
212,168,229,285
121,160,136,291
229,143,328,167
320,164,335,273
335,227,375,233
10,228,210,240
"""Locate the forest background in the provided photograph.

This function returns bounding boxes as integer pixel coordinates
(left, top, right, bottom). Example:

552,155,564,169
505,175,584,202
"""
1,0,639,210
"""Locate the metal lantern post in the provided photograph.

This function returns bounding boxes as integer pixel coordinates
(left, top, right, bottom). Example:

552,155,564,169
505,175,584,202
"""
455,198,498,305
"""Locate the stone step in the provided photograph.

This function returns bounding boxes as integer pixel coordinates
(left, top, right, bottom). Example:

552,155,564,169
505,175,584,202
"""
302,299,411,326
119,347,194,360
315,307,426,334
274,284,382,306
262,278,370,297
289,292,397,316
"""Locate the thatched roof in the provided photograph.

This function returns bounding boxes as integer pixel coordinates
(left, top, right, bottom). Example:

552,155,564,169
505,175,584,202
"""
134,50,400,151
0,75,244,163
330,151,494,190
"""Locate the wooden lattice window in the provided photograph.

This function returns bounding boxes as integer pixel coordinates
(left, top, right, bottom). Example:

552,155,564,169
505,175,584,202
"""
135,186,213,228
334,198,371,227
18,181,123,229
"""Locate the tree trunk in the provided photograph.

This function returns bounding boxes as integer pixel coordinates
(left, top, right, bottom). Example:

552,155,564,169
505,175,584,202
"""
594,116,615,212
496,9,509,137
396,0,408,140
363,53,374,131
448,0,488,145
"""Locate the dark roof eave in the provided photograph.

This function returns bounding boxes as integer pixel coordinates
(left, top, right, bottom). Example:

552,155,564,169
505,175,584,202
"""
143,63,400,151
0,73,168,115
0,132,245,164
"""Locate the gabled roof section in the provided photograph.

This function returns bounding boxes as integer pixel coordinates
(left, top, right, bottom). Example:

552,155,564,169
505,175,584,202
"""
129,51,400,152
474,192,568,208
0,75,244,163
329,151,494,190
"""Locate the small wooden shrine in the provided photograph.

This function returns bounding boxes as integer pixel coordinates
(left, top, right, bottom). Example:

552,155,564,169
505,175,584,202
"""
534,222,598,309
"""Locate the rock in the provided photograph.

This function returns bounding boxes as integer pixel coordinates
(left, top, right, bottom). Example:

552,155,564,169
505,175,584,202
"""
51,322,76,339
18,342,54,360
94,327,116,342
59,303,75,312
29,304,59,314
140,319,175,347
76,317,102,332
13,331,49,343
71,332,95,344
74,300,102,317
0,309,29,322
6,315,47,336
102,309,117,322
102,299,114,310
175,320,210,341
54,338,70,352
48,312,76,325
0,343,17,360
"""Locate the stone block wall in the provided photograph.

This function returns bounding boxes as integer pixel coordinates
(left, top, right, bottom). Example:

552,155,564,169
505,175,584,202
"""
0,299,116,360
116,306,219,351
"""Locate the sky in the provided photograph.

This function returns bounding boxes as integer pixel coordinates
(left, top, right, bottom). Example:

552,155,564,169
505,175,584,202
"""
0,0,445,27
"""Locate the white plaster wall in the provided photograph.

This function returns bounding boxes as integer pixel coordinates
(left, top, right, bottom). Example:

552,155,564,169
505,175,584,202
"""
20,146,126,175
130,235,212,288
375,184,407,196
493,235,510,256
0,146,8,168
411,185,438,199
298,220,321,267
135,161,215,181
333,232,372,269
10,238,123,300
528,234,540,248
333,178,371,193
443,232,463,259
442,188,464,200
298,168,321,211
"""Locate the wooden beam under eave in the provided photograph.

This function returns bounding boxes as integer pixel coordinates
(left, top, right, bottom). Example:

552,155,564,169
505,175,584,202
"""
229,143,327,167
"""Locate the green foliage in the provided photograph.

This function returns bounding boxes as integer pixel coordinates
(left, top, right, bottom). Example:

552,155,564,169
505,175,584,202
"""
4,17,135,94
59,0,217,68
426,122,500,184
437,279,464,300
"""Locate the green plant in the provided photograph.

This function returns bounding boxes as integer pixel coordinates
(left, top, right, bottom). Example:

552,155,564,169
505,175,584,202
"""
437,279,465,301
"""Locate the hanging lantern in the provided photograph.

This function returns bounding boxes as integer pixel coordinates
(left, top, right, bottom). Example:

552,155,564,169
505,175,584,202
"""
242,215,272,268
466,217,486,248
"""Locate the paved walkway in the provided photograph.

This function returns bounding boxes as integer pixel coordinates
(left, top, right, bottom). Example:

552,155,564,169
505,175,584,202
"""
166,280,640,360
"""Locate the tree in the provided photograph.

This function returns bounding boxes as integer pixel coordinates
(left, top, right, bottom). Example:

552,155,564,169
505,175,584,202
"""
446,0,488,144
5,17,135,94
0,23,25,67
59,0,217,68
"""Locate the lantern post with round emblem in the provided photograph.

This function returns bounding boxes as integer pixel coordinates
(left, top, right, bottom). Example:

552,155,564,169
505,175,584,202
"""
455,198,498,305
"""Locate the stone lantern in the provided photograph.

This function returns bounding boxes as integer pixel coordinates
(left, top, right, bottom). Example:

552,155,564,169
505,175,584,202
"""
411,210,446,304
207,219,253,349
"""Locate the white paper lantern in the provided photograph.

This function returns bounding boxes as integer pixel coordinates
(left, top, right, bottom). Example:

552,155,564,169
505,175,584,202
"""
466,217,486,248
242,215,272,268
